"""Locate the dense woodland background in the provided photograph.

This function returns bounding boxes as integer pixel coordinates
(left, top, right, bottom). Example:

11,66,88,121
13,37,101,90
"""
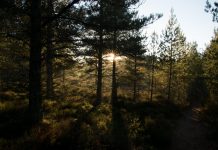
0,0,218,149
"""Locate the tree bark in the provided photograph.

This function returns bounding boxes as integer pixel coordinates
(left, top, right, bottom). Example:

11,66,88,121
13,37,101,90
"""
46,29,54,99
111,55,117,105
95,32,103,106
29,0,42,124
168,43,173,101
95,0,103,106
62,67,66,98
133,54,137,101
111,31,117,105
150,53,155,102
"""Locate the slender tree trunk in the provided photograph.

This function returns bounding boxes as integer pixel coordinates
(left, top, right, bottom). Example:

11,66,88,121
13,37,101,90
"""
111,56,117,105
111,31,117,105
95,0,103,106
62,67,66,98
0,70,2,92
29,0,42,124
46,0,54,99
95,33,103,105
177,80,180,102
150,54,155,102
133,54,137,101
168,44,173,101
46,29,54,99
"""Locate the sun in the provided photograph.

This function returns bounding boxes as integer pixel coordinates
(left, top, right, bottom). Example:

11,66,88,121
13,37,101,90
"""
104,53,122,62
106,53,115,62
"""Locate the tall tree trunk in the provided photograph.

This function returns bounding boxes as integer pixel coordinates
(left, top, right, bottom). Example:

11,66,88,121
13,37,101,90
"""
111,31,117,105
46,29,54,99
133,54,137,101
150,54,155,102
111,55,117,105
95,0,103,106
62,67,66,98
177,80,180,102
95,32,103,106
168,44,173,101
29,0,42,124
0,71,2,93
46,0,54,99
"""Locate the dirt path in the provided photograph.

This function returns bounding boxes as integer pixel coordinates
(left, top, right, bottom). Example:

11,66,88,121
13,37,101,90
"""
170,105,218,150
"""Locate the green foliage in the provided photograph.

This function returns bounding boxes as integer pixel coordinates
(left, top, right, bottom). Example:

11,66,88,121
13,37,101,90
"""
203,29,218,102
159,9,186,62
0,96,182,150
202,29,218,142
175,42,208,105
159,9,187,102
0,37,29,93
120,100,181,149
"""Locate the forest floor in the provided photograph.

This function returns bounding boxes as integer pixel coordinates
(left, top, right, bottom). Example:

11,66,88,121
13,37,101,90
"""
170,103,218,150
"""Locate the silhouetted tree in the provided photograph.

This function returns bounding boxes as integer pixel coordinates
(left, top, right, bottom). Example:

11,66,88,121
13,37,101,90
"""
29,0,42,123
28,0,81,123
205,0,218,22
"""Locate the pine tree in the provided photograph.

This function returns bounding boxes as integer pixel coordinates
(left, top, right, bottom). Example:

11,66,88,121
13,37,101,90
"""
29,0,42,124
45,0,54,99
159,9,186,101
203,29,218,102
43,0,83,99
28,0,81,123
185,43,208,105
107,0,161,104
149,32,159,101
81,0,108,105
122,32,146,101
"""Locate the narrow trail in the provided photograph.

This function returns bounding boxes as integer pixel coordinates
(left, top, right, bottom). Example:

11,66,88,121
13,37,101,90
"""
170,104,218,150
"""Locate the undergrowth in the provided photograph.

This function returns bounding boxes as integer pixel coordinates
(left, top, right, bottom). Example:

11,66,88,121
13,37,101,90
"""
0,98,181,150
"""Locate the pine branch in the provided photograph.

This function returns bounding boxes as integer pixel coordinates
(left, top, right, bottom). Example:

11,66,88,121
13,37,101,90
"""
42,0,80,27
